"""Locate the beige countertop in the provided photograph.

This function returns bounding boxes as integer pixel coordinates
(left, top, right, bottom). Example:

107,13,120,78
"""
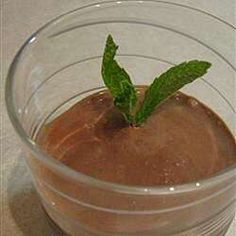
1,0,236,235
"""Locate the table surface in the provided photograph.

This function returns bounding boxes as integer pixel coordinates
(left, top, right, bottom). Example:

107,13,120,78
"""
1,0,236,235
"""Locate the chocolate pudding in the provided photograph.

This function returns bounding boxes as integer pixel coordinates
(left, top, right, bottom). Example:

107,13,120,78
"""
38,87,236,186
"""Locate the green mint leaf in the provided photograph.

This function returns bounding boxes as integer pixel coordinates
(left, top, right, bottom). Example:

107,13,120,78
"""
102,35,137,123
135,60,212,125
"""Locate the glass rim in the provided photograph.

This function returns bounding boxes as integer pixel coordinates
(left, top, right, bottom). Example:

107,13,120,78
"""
5,0,236,195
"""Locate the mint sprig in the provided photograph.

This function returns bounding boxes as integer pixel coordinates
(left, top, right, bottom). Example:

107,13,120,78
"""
135,60,211,125
101,35,211,126
102,35,137,123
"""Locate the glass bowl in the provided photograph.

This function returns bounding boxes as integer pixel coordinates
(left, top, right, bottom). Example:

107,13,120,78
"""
5,1,236,235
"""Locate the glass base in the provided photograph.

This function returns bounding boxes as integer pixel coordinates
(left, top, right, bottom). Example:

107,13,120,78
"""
42,205,234,236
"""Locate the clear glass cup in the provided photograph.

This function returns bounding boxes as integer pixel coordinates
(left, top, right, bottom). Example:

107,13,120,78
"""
6,1,236,235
